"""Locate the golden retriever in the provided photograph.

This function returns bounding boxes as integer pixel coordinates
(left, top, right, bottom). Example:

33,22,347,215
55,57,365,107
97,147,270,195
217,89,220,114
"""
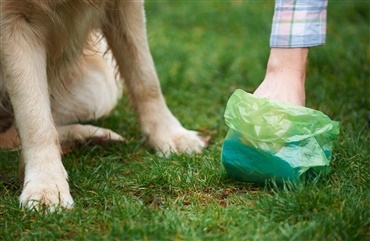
0,0,207,211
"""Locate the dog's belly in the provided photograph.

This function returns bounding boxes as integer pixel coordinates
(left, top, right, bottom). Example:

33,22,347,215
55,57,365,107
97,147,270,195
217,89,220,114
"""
45,2,107,73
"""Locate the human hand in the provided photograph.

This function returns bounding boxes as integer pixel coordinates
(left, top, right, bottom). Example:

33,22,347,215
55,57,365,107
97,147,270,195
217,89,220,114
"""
253,48,309,106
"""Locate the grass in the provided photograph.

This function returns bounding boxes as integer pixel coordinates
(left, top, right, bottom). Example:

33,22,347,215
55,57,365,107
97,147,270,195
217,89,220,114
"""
1,1,369,240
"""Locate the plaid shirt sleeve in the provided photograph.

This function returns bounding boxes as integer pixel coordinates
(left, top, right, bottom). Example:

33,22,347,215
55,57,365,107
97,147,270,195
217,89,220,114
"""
270,0,328,48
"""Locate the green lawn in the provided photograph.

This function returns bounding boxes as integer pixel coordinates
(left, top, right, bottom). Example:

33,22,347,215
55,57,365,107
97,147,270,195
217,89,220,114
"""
1,1,369,240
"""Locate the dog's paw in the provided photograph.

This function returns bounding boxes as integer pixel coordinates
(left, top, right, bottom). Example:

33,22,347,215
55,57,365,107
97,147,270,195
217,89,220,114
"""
151,128,209,157
58,124,124,153
20,174,73,212
58,124,123,142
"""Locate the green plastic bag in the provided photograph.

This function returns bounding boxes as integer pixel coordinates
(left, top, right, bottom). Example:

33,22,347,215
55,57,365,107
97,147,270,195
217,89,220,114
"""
221,89,340,185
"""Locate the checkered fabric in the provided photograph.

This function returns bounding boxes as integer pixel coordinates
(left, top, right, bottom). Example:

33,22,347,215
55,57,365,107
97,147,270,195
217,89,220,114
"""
270,0,328,47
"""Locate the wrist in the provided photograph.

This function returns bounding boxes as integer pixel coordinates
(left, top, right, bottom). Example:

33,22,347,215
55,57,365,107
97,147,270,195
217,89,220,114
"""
266,48,309,81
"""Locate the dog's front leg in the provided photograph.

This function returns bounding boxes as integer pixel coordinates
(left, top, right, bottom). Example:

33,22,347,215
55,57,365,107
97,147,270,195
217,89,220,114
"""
103,1,207,156
1,10,73,210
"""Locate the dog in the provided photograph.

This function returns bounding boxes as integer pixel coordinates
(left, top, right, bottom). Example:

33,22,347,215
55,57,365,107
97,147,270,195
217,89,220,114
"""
0,0,207,211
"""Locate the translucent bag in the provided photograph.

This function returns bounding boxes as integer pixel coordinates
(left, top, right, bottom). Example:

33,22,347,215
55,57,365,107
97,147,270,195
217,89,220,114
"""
221,89,340,185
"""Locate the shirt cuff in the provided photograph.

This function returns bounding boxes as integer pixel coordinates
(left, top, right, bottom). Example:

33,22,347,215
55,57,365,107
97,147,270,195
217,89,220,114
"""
270,0,328,48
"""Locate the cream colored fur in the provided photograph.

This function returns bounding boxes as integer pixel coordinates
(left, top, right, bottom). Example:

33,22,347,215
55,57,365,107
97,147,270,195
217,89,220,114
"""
0,0,206,211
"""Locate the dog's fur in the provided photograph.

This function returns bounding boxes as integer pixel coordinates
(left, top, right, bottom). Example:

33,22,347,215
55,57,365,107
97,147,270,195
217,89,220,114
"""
0,0,206,210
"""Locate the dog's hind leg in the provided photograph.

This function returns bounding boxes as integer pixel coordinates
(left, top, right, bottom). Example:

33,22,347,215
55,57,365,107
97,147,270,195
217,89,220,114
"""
51,36,124,151
0,38,124,154
103,2,207,156
1,5,73,210
0,124,20,150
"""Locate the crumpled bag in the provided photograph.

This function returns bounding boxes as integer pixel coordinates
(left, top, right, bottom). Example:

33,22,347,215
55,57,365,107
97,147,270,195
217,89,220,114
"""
221,89,340,185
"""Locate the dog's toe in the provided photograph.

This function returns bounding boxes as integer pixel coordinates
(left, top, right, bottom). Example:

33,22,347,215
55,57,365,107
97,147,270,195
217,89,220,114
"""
154,129,209,157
